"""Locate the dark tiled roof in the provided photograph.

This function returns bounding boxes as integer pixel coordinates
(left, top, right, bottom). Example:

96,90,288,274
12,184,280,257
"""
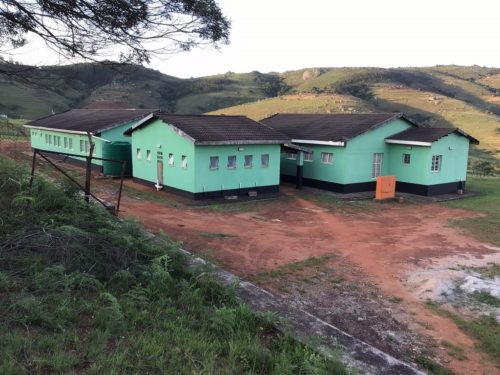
386,127,479,144
27,109,156,134
127,113,289,145
260,113,406,141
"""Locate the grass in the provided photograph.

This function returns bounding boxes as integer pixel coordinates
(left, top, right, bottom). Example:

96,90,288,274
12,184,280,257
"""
200,232,235,238
471,291,500,307
466,262,500,279
441,340,467,361
414,356,454,375
0,155,349,374
250,255,333,283
445,176,500,246
425,301,500,364
0,118,29,138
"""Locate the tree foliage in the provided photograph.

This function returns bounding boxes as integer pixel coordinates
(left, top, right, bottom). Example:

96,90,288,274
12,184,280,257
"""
0,0,230,65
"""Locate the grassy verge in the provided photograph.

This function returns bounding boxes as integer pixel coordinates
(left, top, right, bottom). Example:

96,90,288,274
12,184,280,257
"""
0,156,348,374
0,119,29,138
445,176,500,246
426,301,499,364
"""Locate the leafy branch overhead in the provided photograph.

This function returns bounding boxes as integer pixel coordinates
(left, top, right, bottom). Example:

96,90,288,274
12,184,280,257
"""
0,0,230,63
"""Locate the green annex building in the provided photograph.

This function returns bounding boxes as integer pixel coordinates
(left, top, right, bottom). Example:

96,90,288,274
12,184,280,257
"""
261,113,479,195
125,113,289,199
25,109,155,175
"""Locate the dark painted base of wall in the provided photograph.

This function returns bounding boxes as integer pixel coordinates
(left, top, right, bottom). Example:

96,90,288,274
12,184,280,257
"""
132,177,280,200
396,181,465,196
281,174,375,194
281,174,466,196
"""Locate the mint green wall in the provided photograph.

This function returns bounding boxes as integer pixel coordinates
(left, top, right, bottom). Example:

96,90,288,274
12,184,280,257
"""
281,145,348,182
100,120,136,143
281,118,412,185
28,128,106,165
193,144,281,193
343,118,412,183
387,133,469,185
130,119,282,194
130,119,196,192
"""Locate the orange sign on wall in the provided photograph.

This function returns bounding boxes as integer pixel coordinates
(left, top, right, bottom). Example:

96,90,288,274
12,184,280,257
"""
375,176,396,200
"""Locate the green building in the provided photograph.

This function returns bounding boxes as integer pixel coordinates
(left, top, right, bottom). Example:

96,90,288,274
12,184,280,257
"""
25,109,155,175
125,113,288,199
261,113,478,195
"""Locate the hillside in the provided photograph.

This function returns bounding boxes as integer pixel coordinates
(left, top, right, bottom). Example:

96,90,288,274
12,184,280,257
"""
1,62,500,158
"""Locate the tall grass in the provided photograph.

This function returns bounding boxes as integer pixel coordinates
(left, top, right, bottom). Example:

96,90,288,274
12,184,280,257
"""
0,156,348,374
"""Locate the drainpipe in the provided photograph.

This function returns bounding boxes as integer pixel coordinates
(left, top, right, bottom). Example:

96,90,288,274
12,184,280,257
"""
296,150,304,190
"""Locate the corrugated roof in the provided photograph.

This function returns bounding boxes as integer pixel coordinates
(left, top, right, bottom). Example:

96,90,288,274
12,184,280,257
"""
386,127,479,144
27,109,156,134
260,113,406,142
127,113,289,145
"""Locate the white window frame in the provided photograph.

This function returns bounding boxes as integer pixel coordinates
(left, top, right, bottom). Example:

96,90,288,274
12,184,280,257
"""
304,152,314,162
431,155,442,172
168,153,175,166
136,148,142,159
286,152,297,160
227,155,236,169
146,150,151,161
45,134,49,144
372,153,383,179
68,138,73,150
244,155,253,168
403,153,411,165
209,156,219,170
80,140,84,152
181,155,188,169
321,152,333,164
261,154,269,168
63,137,68,149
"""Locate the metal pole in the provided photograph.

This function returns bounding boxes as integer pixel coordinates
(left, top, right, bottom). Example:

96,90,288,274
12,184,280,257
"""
116,161,126,214
29,149,37,187
84,132,95,203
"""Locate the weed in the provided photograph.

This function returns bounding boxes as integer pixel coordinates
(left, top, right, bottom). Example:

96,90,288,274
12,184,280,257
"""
415,356,454,375
200,232,234,238
251,255,333,283
441,340,467,360
471,291,500,307
388,296,404,304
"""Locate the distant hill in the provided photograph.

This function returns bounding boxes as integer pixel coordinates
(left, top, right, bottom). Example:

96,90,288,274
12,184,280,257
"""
1,62,500,158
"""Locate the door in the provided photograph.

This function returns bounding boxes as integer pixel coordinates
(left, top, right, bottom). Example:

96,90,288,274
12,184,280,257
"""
157,151,164,185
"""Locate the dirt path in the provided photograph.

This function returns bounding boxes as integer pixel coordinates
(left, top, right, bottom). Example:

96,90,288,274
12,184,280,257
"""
115,184,499,375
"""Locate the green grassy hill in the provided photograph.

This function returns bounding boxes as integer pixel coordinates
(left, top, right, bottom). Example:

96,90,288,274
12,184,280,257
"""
1,62,500,158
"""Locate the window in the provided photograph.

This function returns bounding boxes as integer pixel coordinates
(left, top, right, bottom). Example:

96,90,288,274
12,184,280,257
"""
56,136,61,147
244,155,253,168
157,151,163,161
181,155,188,169
209,156,219,170
136,148,142,159
372,153,383,178
286,152,297,160
48,135,52,145
85,141,90,153
321,152,333,164
431,155,442,172
64,137,68,149
146,150,151,161
45,134,49,144
261,154,269,168
227,155,236,169
168,153,174,166
68,138,73,150
80,140,84,152
403,153,411,164
304,152,314,162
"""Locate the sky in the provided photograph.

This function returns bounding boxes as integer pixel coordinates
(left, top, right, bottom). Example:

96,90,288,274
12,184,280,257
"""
8,0,500,78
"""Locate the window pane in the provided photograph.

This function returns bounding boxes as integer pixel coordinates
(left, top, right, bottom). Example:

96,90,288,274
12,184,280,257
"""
209,156,219,170
261,154,269,167
372,153,383,178
403,154,411,164
137,148,141,159
68,139,72,149
431,155,442,172
181,155,187,168
227,155,236,169
146,150,151,161
80,140,84,152
168,153,174,166
321,152,333,164
304,152,314,161
286,153,297,160
244,155,253,168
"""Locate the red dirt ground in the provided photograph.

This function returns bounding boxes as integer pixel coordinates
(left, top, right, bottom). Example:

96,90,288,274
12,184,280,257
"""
116,184,498,375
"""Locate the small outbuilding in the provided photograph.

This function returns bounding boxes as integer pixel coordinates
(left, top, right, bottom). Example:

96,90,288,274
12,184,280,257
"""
125,113,289,199
25,109,155,175
261,113,478,195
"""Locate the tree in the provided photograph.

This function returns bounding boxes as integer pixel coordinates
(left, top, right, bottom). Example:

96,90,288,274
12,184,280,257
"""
0,0,230,68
